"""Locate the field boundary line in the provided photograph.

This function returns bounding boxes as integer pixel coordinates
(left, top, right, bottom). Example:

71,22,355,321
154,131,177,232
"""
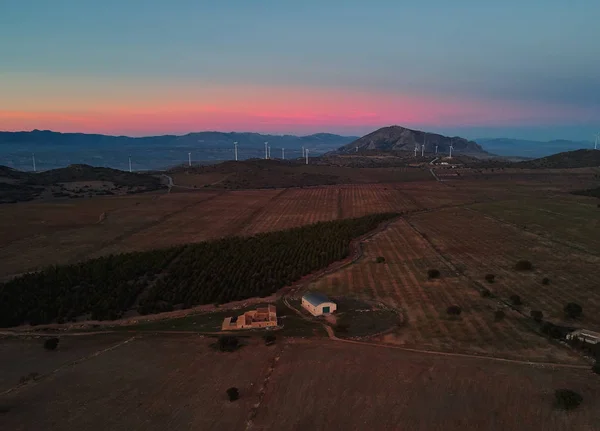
0,335,137,397
233,188,292,236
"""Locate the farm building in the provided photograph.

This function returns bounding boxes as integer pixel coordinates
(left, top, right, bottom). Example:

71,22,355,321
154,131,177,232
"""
566,329,600,345
222,304,278,331
301,292,337,316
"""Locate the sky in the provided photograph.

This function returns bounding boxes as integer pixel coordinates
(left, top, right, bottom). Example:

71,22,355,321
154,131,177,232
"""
0,0,599,140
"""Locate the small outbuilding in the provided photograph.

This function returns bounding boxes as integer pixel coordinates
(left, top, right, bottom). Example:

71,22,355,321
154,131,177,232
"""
566,329,600,345
301,292,337,316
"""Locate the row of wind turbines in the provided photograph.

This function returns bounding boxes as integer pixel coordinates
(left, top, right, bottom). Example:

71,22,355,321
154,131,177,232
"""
27,133,600,173
413,136,455,158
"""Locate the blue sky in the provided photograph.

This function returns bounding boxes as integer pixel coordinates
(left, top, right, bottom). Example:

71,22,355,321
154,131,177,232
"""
0,0,598,140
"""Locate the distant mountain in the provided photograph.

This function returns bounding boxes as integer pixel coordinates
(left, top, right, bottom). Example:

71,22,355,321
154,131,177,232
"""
0,130,356,150
516,149,600,169
476,138,592,158
336,126,485,154
0,130,358,171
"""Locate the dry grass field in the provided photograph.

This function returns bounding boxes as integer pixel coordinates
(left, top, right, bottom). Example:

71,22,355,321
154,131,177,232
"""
1,336,597,431
308,217,585,363
407,207,600,330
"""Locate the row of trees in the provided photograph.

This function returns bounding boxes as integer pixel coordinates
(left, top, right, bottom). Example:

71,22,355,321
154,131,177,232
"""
138,213,397,313
0,213,397,327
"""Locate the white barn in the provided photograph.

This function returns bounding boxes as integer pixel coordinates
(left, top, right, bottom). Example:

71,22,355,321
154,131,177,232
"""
301,292,337,316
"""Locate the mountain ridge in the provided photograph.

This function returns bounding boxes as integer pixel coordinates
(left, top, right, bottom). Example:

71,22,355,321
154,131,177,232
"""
336,125,485,154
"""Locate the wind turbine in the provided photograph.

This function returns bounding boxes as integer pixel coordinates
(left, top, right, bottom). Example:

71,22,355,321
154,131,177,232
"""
435,145,438,154
233,141,238,161
282,148,285,160
32,153,36,172
268,145,271,159
449,139,454,159
302,146,305,158
421,144,425,157
414,144,418,157
595,133,599,150
305,149,309,164
356,146,359,152
264,142,268,159
188,152,192,167
128,155,132,172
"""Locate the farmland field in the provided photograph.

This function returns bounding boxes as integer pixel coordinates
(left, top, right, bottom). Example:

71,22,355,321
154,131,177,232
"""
407,207,600,331
308,217,584,363
1,336,597,431
0,181,470,279
471,195,600,254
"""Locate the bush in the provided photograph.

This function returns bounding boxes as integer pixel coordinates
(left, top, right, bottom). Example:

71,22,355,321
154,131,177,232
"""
592,362,600,375
509,295,522,306
336,323,349,333
515,260,533,271
446,305,462,316
479,288,492,298
263,334,276,346
554,389,583,410
428,269,441,280
375,256,385,263
484,274,495,283
564,302,582,319
215,336,240,352
494,310,505,321
542,277,550,285
43,338,59,351
530,310,543,322
226,387,239,402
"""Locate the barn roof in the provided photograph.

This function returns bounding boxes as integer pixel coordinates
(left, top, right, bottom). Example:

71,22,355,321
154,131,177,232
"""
303,292,331,307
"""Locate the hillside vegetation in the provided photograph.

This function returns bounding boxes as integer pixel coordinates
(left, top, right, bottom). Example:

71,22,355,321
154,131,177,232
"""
517,149,600,169
0,213,397,327
0,164,164,203
571,186,600,198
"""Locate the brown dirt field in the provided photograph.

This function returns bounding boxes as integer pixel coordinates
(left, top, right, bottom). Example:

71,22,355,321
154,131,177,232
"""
1,181,469,278
0,334,130,394
252,340,600,431
407,206,600,331
308,218,584,363
1,336,597,431
0,334,276,431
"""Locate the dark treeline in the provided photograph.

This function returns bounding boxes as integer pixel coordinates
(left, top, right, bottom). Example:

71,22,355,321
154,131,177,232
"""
0,213,397,327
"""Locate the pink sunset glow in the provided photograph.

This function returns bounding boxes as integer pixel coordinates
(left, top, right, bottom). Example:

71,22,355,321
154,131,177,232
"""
0,86,595,136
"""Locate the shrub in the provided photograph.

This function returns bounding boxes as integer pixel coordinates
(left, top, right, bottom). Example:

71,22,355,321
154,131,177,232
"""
336,323,349,333
542,277,550,285
593,362,600,375
515,260,533,271
564,302,583,319
375,256,385,263
480,288,491,298
263,334,276,346
494,310,505,321
530,310,543,322
554,389,583,410
226,387,239,402
446,305,462,316
509,295,522,306
484,274,495,283
428,269,441,280
215,336,240,352
43,338,59,351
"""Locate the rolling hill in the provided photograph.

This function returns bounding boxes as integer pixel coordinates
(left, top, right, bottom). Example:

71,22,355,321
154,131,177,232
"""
336,126,485,155
0,164,164,203
516,149,600,169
